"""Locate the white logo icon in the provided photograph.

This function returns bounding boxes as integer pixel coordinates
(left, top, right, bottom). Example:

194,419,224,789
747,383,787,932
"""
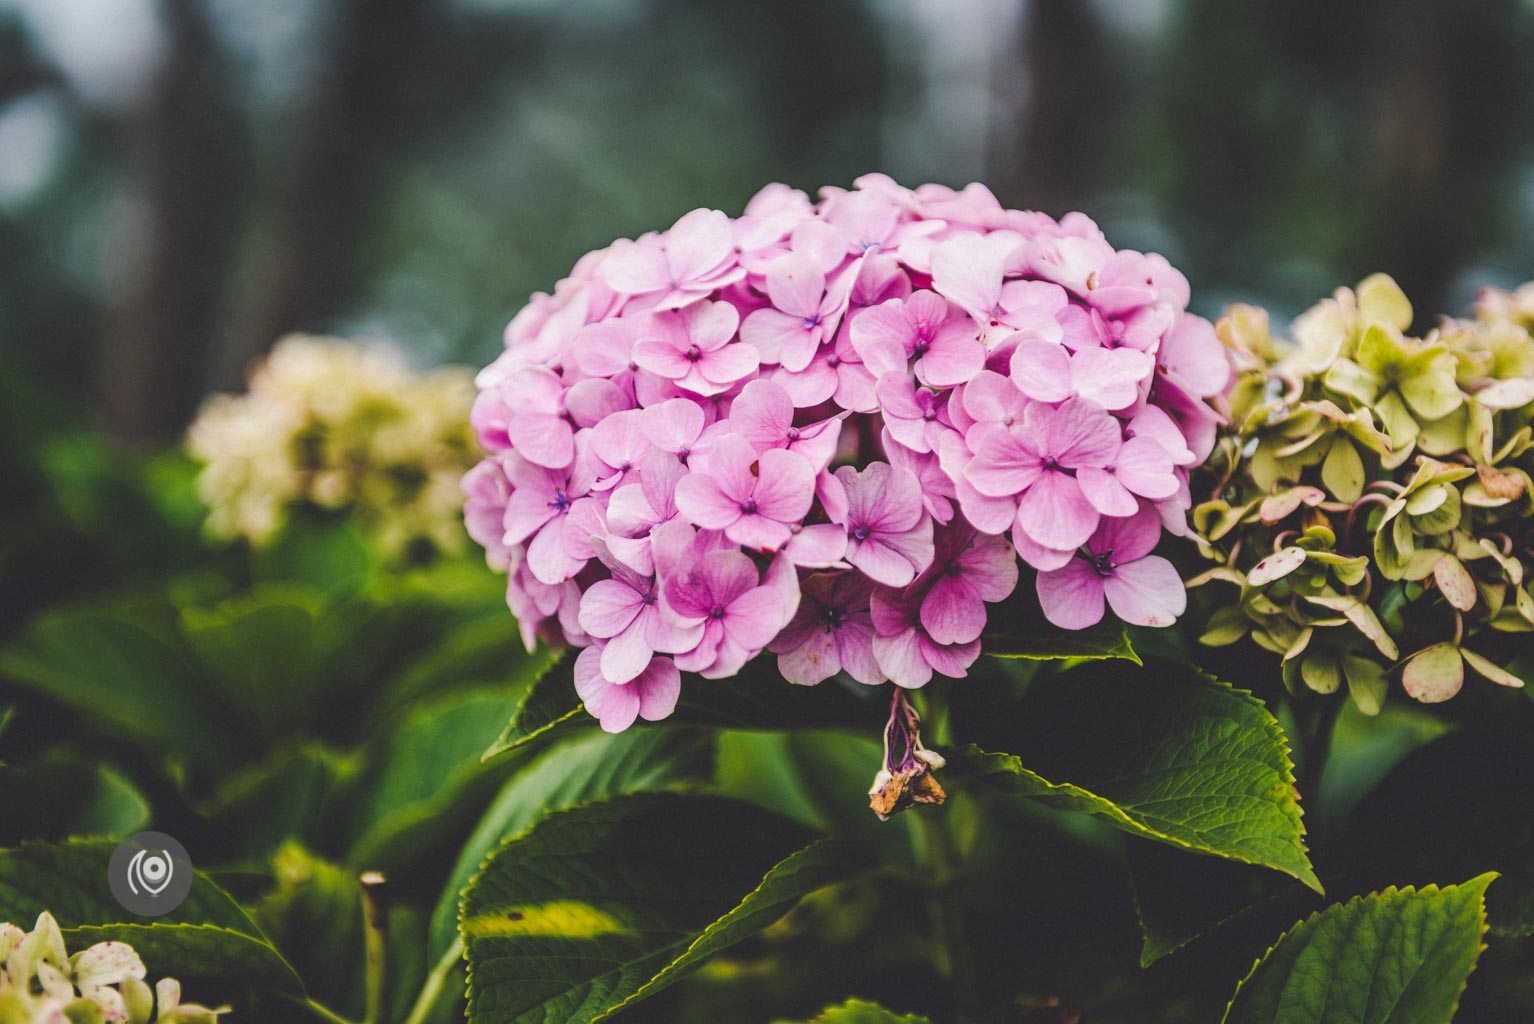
127,849,174,897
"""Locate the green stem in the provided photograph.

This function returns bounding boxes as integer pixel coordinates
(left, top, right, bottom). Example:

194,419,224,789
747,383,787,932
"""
1291,695,1341,817
279,993,356,1024
401,939,465,1024
360,871,390,1024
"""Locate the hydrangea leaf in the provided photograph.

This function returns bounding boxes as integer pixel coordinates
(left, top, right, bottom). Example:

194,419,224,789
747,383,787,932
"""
981,623,1140,663
0,840,300,990
1322,436,1366,503
1128,838,1296,966
430,726,716,962
950,662,1320,890
777,999,932,1023
1221,874,1495,1024
460,794,859,1024
0,755,149,843
481,652,585,764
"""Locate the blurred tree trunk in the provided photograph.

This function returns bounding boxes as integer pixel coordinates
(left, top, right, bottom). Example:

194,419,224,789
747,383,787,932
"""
99,0,238,444
1005,0,1110,216
214,0,433,390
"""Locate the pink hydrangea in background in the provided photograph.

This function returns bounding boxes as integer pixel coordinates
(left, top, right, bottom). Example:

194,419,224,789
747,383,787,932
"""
464,175,1230,731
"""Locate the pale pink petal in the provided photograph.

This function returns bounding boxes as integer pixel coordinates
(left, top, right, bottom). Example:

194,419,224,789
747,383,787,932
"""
1076,466,1139,517
632,339,693,379
1113,435,1179,499
764,252,828,318
931,235,1002,315
665,209,734,285
1102,555,1186,627
1015,471,1099,552
726,513,793,552
752,448,816,523
778,628,840,685
920,635,980,679
1036,558,1106,629
602,620,657,684
575,647,641,733
872,629,933,689
603,237,671,295
730,379,794,452
528,518,583,583
1046,398,1122,468
834,618,886,686
641,398,705,452
739,308,806,366
1009,338,1074,403
674,473,741,531
724,586,786,650
916,329,985,388
966,427,1043,498
1012,530,1076,571
512,414,575,469
1070,346,1153,410
577,578,645,638
786,524,849,567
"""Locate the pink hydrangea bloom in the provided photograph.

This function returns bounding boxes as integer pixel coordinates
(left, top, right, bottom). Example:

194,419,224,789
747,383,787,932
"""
1035,505,1187,629
769,572,884,686
464,177,1229,730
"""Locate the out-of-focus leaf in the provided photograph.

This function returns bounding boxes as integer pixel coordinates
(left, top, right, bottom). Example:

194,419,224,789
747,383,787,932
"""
1222,874,1495,1024
199,745,355,866
951,662,1319,890
0,605,233,764
1342,729,1534,938
0,754,149,843
250,509,373,595
0,840,300,989
460,793,857,1024
347,688,526,876
777,999,931,1023
429,726,715,962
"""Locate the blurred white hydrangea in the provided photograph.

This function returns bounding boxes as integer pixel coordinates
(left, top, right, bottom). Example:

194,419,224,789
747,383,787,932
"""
188,334,479,559
0,911,227,1023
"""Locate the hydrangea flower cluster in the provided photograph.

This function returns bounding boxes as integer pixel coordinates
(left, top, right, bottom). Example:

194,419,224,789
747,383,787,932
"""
464,176,1230,731
189,335,479,559
0,912,226,1023
1193,275,1534,712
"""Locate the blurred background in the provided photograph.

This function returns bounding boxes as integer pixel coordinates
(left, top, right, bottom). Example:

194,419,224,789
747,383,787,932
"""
3,0,1534,446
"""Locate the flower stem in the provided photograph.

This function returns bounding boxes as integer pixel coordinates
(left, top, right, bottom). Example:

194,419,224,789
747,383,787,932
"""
402,938,465,1024
279,993,356,1024
360,871,390,1024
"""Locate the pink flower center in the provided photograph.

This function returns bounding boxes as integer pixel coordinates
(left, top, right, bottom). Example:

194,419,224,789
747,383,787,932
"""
549,490,571,512
685,344,703,362
826,354,842,368
709,605,727,619
785,427,801,441
1092,549,1116,576
741,499,759,515
852,525,872,541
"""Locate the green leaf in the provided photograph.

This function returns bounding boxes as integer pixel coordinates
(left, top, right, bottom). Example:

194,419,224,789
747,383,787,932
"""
460,794,858,1024
950,661,1320,890
1128,839,1296,966
0,755,149,843
348,688,526,873
199,745,355,864
1222,874,1495,1024
0,840,301,990
63,922,301,990
429,725,715,961
480,652,583,763
0,605,232,764
982,623,1140,663
777,998,932,1023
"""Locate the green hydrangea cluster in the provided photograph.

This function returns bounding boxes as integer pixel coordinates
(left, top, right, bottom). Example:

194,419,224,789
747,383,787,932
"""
0,912,225,1023
1191,274,1534,712
188,334,479,559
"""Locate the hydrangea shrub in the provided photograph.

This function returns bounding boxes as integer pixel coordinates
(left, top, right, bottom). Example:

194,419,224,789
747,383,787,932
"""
1193,275,1534,710
463,176,1231,731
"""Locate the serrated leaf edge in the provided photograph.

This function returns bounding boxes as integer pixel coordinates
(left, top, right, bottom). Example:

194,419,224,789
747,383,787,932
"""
1219,873,1498,1024
63,921,305,992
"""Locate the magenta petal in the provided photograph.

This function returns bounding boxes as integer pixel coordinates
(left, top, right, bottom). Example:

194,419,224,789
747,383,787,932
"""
785,524,849,567
1036,558,1107,630
920,635,979,679
574,647,641,733
674,472,739,531
634,657,682,721
777,627,840,685
967,428,1043,498
726,514,793,552
1012,530,1076,571
1094,505,1163,563
834,618,886,686
920,573,984,645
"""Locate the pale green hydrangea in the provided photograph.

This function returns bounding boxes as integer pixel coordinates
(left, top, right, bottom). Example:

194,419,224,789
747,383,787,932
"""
0,912,226,1024
188,334,478,559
